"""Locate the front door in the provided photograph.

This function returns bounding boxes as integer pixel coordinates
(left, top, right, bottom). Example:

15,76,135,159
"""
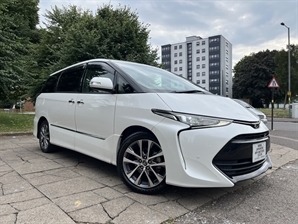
74,62,117,163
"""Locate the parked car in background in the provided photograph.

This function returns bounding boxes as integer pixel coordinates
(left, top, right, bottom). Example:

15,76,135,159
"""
233,99,268,124
34,59,272,194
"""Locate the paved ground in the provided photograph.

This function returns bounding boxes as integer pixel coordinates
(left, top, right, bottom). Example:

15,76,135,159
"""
0,135,297,224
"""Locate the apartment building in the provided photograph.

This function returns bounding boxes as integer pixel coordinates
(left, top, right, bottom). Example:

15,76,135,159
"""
161,35,232,97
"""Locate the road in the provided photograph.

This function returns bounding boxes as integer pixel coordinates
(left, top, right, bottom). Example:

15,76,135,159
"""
267,121,298,150
175,159,298,224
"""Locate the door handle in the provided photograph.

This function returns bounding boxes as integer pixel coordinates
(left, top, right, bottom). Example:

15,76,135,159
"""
77,100,84,105
68,99,75,103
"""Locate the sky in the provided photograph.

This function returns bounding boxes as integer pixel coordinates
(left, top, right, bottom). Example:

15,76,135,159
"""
38,0,298,67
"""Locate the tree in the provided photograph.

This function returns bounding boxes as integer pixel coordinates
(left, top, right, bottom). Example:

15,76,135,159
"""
30,4,159,101
0,0,39,103
233,50,282,108
275,45,298,104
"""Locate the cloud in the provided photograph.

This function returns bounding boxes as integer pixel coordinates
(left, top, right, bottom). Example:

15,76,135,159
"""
38,0,298,66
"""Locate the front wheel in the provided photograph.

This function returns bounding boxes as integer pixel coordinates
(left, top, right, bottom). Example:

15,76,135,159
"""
39,120,55,153
117,132,167,194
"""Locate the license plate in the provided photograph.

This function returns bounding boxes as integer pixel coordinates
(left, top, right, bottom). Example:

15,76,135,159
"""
252,142,266,163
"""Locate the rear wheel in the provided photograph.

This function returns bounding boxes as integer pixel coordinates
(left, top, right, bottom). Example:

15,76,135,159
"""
117,132,167,194
39,120,55,153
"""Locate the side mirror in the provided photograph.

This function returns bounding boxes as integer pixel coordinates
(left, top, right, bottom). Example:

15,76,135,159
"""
89,77,113,90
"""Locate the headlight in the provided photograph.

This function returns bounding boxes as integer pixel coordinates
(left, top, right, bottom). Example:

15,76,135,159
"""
152,109,232,128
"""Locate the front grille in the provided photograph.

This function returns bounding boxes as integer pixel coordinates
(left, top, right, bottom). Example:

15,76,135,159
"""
213,132,270,178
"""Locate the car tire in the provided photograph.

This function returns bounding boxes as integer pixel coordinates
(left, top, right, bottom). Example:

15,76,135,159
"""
117,132,167,194
39,120,55,153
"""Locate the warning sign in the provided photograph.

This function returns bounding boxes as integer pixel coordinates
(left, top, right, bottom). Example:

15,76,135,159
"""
268,77,280,88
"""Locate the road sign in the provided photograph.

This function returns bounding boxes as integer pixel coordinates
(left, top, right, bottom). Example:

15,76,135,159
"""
268,77,280,88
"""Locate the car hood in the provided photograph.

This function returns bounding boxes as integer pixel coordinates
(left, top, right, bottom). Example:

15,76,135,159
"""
157,93,259,122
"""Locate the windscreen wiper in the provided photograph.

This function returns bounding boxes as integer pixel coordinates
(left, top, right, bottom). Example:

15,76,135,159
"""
172,90,205,93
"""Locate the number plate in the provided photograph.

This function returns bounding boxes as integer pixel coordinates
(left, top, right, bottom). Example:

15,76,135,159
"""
252,142,266,163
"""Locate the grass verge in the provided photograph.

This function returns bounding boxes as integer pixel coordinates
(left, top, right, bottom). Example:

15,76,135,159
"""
0,112,34,133
257,108,289,118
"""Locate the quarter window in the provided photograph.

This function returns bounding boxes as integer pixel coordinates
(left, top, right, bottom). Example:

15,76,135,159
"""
56,68,84,93
41,73,60,93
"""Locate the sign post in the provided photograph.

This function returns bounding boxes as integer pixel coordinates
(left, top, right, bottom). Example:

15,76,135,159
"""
268,77,280,130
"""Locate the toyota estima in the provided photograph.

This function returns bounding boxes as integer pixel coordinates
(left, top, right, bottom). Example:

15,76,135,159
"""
34,59,272,194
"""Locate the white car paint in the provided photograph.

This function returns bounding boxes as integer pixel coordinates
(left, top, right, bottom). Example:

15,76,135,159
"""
34,59,272,194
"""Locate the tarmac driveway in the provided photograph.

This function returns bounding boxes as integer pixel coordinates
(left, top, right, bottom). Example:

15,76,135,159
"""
0,135,297,224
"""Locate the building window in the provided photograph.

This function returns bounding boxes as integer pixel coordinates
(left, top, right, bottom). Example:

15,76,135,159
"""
174,60,177,64
196,49,200,54
179,45,182,49
196,57,200,61
196,72,200,76
202,64,205,68
179,67,182,71
196,80,200,84
179,59,182,64
179,52,182,56
196,65,200,69
202,80,206,84
202,48,205,53
202,41,205,45
174,67,177,72
202,72,205,76
174,46,177,50
202,56,205,61
210,78,219,83
174,53,177,57
196,41,200,46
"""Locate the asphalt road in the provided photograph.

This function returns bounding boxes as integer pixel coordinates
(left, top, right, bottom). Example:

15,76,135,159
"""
267,121,298,150
175,159,298,224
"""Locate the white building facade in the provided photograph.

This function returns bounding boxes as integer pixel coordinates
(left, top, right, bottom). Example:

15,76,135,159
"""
161,35,232,97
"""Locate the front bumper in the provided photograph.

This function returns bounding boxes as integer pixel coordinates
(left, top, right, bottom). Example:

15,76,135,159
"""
152,119,272,188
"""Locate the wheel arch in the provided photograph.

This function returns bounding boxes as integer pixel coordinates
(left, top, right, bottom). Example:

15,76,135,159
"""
37,116,48,139
117,125,159,157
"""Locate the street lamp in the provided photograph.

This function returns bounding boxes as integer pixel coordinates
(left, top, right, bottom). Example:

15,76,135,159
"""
280,22,291,118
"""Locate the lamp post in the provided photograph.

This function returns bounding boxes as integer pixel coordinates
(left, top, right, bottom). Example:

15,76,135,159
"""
280,22,291,118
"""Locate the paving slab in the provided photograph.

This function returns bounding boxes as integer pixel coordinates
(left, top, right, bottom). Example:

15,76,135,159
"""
68,204,111,223
177,194,212,210
149,200,189,218
112,202,168,224
3,180,33,194
126,192,168,206
11,198,51,211
9,160,63,175
0,189,43,204
0,204,17,216
36,176,103,199
53,191,107,213
0,214,16,224
16,204,75,224
93,186,123,200
102,196,134,218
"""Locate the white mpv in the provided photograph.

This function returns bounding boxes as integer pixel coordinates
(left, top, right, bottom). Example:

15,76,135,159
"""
34,59,272,194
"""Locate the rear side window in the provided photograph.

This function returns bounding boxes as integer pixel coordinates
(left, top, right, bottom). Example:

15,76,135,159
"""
41,73,60,93
56,68,85,93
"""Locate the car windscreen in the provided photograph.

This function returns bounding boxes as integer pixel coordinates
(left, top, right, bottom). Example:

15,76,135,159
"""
113,61,210,94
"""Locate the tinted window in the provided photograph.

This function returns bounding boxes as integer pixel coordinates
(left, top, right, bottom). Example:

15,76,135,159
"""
41,73,60,93
82,64,114,93
56,68,84,93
